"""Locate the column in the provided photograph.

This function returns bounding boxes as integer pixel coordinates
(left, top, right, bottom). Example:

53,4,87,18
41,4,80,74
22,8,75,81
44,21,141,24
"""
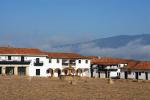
82,69,84,77
26,66,29,76
90,64,93,78
2,66,6,75
98,65,100,78
14,66,18,75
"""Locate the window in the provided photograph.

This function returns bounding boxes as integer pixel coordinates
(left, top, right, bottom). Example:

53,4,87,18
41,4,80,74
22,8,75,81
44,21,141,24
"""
21,56,24,62
36,58,40,63
79,60,81,63
36,69,40,75
49,59,51,63
85,60,88,63
57,59,59,63
117,72,120,76
8,56,11,60
34,58,43,66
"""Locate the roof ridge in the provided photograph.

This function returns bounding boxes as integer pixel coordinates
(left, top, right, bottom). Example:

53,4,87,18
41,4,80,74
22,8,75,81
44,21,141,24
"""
44,51,80,54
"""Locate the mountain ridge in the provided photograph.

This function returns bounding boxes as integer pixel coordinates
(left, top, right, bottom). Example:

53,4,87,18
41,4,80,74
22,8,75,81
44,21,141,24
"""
54,34,150,49
51,34,150,60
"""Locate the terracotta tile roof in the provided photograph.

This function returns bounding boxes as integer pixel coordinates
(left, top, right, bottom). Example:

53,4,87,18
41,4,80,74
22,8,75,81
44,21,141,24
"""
86,56,99,59
91,57,150,70
124,61,150,70
0,47,89,59
91,57,130,65
136,61,150,70
45,52,88,59
0,47,46,55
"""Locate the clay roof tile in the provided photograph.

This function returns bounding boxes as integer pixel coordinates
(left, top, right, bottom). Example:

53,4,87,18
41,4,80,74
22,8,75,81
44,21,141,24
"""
125,61,150,70
91,57,129,65
45,52,88,59
0,47,45,55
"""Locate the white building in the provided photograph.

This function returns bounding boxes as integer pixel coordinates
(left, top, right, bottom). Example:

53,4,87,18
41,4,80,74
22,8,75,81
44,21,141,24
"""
0,47,49,77
120,61,150,80
90,57,128,78
0,47,90,77
45,52,91,77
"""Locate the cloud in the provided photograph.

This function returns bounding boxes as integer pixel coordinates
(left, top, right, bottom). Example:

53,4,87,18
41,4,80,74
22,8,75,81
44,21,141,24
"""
78,39,150,60
1,33,150,60
0,33,85,52
45,38,150,60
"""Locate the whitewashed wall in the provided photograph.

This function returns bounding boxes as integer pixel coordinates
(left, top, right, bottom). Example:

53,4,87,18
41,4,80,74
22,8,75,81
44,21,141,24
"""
120,71,125,79
75,59,91,77
93,69,98,78
120,70,150,80
49,59,62,69
27,56,50,77
75,59,90,69
0,55,22,61
0,55,91,77
100,72,106,78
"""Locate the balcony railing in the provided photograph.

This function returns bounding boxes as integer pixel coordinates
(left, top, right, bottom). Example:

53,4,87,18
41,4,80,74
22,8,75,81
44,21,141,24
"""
34,61,43,66
97,69,118,71
62,63,69,66
0,60,31,65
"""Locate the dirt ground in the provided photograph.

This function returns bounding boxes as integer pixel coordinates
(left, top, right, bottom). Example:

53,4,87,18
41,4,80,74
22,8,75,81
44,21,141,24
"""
0,76,150,100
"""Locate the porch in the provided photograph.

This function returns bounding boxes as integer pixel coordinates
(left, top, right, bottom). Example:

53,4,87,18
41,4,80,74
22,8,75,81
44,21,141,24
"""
46,68,89,77
0,65,29,76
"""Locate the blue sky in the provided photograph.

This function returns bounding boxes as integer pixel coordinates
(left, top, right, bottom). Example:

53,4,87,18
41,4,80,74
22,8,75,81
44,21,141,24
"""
0,0,150,48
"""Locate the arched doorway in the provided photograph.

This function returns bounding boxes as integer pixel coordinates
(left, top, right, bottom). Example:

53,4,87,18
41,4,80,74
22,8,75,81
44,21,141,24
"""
46,68,53,77
62,67,75,75
62,68,68,75
83,68,89,72
55,68,61,77
76,68,83,76
71,68,75,75
83,68,89,77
